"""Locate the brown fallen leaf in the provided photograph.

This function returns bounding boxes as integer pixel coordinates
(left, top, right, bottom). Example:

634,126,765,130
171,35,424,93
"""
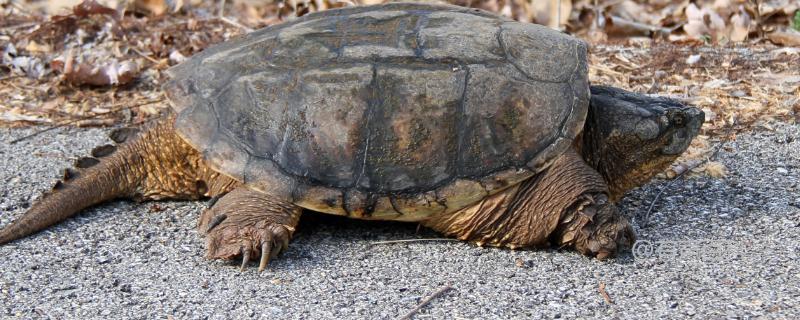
529,0,571,29
131,0,172,16
149,203,164,212
55,53,140,87
667,159,703,179
729,6,751,42
72,0,119,19
767,30,800,47
683,3,727,43
602,13,672,38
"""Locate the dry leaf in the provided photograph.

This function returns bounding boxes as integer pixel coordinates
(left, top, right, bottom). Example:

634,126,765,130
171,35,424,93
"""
72,0,118,19
131,0,170,16
702,161,728,178
168,50,187,64
529,0,571,29
729,6,751,42
686,54,701,64
55,54,140,86
684,3,727,42
667,159,702,179
25,41,53,53
767,30,800,47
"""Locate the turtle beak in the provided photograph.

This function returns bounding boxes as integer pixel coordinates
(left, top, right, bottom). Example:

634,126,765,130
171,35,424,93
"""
661,106,704,155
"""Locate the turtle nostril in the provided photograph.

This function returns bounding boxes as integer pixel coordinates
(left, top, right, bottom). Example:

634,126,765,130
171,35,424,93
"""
671,113,686,127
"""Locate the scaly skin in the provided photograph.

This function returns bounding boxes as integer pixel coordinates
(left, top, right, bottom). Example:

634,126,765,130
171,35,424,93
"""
0,114,238,245
198,187,302,272
423,148,634,259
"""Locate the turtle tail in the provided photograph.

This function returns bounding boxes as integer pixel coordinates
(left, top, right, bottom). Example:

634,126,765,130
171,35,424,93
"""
0,126,143,245
0,115,236,245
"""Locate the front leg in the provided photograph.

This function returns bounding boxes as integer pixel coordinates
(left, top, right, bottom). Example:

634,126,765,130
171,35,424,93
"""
423,148,634,259
198,187,301,271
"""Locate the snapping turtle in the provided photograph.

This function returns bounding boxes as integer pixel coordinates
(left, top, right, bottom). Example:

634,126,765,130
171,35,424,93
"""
0,3,703,270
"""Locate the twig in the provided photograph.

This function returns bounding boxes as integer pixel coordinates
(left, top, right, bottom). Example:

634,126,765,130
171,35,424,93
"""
219,16,254,33
397,285,453,320
605,15,673,38
369,238,459,246
130,47,161,64
598,281,613,304
218,0,226,17
557,0,562,31
0,22,40,32
215,0,253,33
0,74,23,82
7,99,164,144
8,0,35,17
642,139,728,227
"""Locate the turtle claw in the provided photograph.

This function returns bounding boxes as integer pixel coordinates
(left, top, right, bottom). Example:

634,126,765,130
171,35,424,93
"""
240,245,252,272
258,243,272,272
200,210,294,271
197,187,301,272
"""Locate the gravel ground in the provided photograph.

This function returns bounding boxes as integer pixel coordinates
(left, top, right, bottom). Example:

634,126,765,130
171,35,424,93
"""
0,123,798,319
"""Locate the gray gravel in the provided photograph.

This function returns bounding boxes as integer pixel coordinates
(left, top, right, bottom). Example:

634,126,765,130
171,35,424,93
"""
1,123,798,319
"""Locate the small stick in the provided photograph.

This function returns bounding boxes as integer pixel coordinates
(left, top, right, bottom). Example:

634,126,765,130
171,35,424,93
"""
130,47,161,64
0,21,39,32
0,75,23,82
7,99,164,144
369,238,459,246
397,285,453,320
557,0,562,30
216,0,253,33
598,281,613,304
219,16,254,33
217,0,226,17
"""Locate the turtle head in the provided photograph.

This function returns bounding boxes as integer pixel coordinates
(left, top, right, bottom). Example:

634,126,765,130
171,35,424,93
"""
581,86,704,201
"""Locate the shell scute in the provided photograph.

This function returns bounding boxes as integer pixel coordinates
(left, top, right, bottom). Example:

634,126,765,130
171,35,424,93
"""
165,3,589,220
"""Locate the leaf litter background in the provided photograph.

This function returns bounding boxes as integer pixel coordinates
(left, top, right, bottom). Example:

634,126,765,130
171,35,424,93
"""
1,0,799,179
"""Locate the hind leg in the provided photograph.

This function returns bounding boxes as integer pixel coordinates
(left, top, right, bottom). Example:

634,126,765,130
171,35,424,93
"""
198,187,301,271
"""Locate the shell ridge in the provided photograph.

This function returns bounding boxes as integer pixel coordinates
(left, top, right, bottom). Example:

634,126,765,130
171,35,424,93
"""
560,42,581,138
205,102,222,156
454,64,471,177
351,63,379,189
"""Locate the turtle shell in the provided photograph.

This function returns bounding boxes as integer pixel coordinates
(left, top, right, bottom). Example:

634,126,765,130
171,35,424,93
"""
163,2,589,221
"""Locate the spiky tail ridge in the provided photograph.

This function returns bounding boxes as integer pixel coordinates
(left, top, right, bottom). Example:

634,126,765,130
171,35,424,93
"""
0,126,143,244
0,115,235,245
